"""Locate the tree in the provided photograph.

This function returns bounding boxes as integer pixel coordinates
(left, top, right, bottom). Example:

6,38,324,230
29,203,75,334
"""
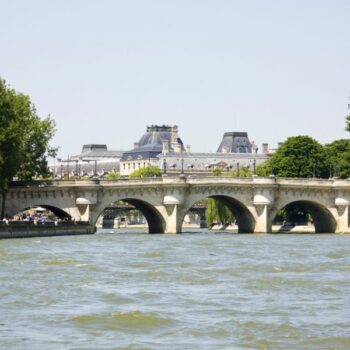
274,204,310,224
324,139,350,178
212,168,222,176
129,166,162,178
205,198,235,229
0,78,56,219
259,136,329,178
227,166,253,177
106,172,121,180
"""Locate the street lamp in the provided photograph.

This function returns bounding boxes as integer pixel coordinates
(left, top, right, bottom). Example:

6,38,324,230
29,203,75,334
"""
163,159,167,175
236,162,240,177
181,158,184,175
67,156,70,180
57,158,63,180
253,159,256,176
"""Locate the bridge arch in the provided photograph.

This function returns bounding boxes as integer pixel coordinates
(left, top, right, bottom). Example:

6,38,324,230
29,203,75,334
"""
179,194,256,233
94,198,166,233
10,204,72,220
270,200,337,233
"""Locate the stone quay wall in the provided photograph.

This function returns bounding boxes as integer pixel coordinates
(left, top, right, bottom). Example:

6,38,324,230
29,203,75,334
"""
0,222,95,239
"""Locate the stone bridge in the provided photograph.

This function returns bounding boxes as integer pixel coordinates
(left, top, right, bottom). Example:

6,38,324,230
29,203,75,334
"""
3,176,350,233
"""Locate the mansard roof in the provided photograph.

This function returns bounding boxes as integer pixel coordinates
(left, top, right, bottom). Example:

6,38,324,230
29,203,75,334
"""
217,132,253,153
121,125,185,161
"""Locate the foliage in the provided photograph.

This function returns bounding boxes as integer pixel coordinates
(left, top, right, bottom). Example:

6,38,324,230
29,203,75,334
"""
205,198,235,228
324,139,350,178
0,78,56,218
259,136,329,178
275,204,310,224
226,166,253,177
256,162,271,176
212,168,222,176
106,172,121,180
213,166,253,177
129,166,162,178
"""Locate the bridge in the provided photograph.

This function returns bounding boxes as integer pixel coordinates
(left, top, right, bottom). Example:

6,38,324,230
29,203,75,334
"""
3,176,350,234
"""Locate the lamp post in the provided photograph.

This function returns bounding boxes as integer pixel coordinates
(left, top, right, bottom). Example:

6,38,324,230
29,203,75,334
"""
253,159,256,176
57,158,62,179
181,158,184,175
236,162,240,177
163,158,167,175
67,157,70,180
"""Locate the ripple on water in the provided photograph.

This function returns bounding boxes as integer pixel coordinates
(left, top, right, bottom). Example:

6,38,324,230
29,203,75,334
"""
43,259,77,265
1,233,350,349
71,310,173,331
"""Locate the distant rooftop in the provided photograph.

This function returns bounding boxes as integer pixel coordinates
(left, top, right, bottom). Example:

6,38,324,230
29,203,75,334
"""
82,144,108,153
217,132,256,153
121,124,185,161
71,144,124,160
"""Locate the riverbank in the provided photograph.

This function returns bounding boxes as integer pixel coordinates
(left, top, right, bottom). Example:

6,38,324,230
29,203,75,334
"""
0,222,95,239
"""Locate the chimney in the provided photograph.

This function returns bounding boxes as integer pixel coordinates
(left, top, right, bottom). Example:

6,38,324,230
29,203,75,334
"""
134,142,139,149
173,143,181,153
162,140,169,155
185,145,191,153
262,143,269,154
171,125,178,146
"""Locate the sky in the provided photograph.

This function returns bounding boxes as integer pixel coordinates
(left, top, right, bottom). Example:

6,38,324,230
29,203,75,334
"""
0,0,349,158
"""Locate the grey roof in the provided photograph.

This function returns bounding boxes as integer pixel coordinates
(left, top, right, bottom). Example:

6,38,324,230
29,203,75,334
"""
217,132,253,153
71,150,124,160
121,125,185,161
158,152,269,170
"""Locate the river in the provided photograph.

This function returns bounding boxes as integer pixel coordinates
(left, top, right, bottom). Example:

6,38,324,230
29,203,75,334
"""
1,230,350,349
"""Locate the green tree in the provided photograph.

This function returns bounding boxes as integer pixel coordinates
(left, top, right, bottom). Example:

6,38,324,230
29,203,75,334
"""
212,168,222,176
227,166,253,177
129,166,162,178
0,78,56,218
106,172,121,180
260,136,329,178
275,204,310,224
205,198,235,228
324,139,350,178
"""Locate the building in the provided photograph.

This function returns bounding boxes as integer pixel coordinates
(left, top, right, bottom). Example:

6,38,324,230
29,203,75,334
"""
120,125,189,176
120,125,271,176
50,144,124,179
49,125,273,178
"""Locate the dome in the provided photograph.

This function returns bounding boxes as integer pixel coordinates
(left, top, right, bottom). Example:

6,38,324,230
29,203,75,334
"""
121,125,185,161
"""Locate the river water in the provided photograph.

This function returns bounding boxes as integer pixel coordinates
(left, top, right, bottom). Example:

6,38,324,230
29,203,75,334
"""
1,230,350,350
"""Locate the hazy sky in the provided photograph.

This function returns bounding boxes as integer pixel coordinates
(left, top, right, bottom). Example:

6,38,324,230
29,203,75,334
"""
1,0,349,158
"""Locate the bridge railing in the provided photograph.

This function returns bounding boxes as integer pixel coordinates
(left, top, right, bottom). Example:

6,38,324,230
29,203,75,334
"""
9,176,350,189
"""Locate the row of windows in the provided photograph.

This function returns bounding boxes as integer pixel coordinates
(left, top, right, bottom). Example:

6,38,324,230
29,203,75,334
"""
122,162,149,171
